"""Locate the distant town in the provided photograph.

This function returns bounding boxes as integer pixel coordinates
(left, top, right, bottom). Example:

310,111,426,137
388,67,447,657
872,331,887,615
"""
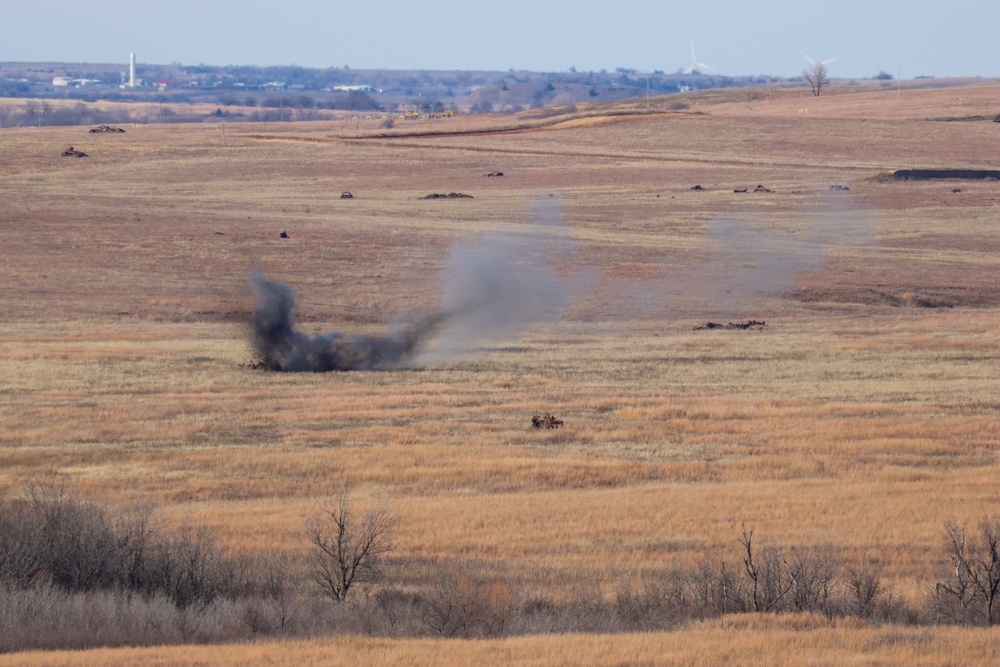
0,57,778,105
0,57,921,127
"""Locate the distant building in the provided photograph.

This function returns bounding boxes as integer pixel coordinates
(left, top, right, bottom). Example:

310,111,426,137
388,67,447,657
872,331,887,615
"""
330,84,382,93
53,77,103,87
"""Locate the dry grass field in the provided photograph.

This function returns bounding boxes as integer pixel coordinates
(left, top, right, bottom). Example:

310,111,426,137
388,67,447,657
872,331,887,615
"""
3,616,999,667
1,82,999,662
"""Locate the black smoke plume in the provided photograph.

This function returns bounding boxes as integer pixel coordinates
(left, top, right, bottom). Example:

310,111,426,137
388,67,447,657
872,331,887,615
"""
248,272,440,371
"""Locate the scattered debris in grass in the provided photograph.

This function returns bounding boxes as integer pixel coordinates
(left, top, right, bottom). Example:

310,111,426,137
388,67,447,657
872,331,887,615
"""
694,320,767,330
89,125,126,133
531,413,564,429
421,192,473,199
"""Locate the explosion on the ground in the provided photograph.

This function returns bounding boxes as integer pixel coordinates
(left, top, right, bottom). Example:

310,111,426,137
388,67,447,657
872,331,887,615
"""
248,201,579,372
248,272,441,371
247,194,853,371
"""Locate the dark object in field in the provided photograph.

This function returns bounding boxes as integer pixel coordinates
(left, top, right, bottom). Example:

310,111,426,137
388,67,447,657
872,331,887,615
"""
951,188,964,193
690,185,704,191
485,171,504,177
279,230,289,238
421,192,473,199
340,192,354,199
62,146,88,157
753,184,772,193
694,320,767,330
89,125,125,133
733,188,748,193
829,185,850,191
882,169,1000,181
532,413,564,429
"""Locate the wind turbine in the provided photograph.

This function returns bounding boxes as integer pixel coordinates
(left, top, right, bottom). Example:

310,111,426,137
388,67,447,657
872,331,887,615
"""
686,39,715,74
800,50,839,69
801,51,838,96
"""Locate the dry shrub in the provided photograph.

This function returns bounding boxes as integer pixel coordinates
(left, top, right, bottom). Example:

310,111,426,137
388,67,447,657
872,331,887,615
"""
0,585,248,652
514,583,615,635
0,484,988,655
613,566,697,630
422,565,518,638
0,481,253,608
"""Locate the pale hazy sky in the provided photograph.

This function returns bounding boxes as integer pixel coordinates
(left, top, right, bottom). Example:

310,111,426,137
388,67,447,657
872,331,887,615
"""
4,0,998,79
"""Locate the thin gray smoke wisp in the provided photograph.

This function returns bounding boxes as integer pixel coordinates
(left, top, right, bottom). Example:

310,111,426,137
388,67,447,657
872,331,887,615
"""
416,198,584,364
694,215,824,317
590,191,880,324
686,194,881,319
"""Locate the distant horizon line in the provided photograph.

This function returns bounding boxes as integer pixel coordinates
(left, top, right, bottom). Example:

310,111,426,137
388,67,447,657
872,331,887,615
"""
3,60,995,81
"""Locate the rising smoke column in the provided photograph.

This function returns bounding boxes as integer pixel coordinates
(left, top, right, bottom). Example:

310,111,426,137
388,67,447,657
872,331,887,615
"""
414,198,584,364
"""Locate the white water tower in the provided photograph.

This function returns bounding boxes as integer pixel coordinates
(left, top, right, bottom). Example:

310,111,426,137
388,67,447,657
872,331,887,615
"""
129,52,136,88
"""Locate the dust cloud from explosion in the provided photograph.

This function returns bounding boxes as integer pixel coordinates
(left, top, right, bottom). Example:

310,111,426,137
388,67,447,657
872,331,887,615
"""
249,200,578,372
249,197,861,372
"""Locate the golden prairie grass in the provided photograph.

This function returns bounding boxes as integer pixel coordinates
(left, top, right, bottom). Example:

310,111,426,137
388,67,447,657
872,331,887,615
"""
1,616,998,667
2,314,995,592
1,85,999,660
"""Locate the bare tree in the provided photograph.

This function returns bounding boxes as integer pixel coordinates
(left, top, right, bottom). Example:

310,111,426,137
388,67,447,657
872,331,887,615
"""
258,552,295,633
114,501,159,594
303,491,395,603
938,518,1000,626
149,523,234,608
786,546,839,616
740,521,793,612
845,559,885,619
803,61,830,97
237,551,295,635
974,517,1000,626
